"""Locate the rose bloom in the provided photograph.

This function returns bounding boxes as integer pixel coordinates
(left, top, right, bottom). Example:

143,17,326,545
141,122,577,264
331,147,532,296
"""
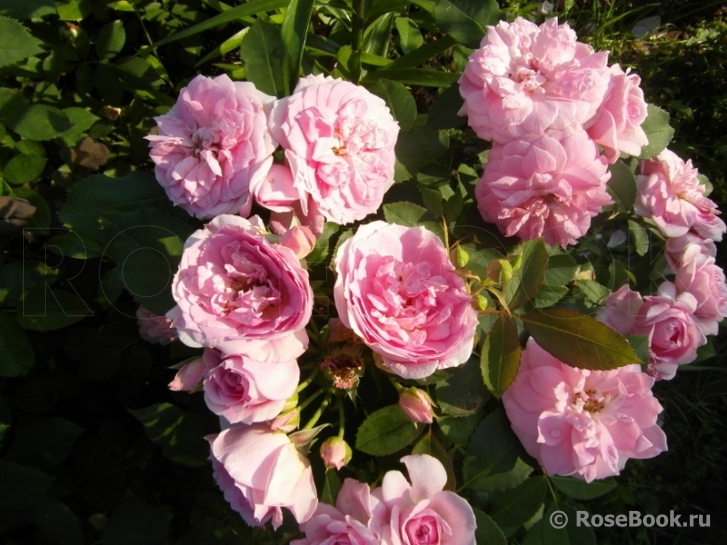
370,455,477,545
664,231,717,271
502,338,667,482
291,478,380,545
168,215,313,362
202,348,300,425
458,17,610,143
634,149,726,240
399,388,436,424
333,221,478,380
476,131,612,247
631,282,707,380
168,356,206,392
147,75,276,219
269,74,400,225
673,245,727,336
136,305,177,345
208,424,317,529
596,284,644,335
586,64,648,163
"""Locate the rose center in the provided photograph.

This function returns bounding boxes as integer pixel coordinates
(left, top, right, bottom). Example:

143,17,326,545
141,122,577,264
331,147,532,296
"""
574,388,608,413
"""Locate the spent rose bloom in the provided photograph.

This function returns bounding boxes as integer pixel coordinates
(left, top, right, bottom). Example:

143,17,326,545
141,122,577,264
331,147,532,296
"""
502,338,668,482
208,424,317,529
202,349,300,425
634,149,726,240
476,131,612,247
673,245,727,336
269,74,399,225
458,17,611,143
147,74,276,219
631,282,707,380
399,388,436,424
334,221,478,380
586,64,649,162
291,479,380,545
370,455,477,545
136,305,177,345
168,214,313,362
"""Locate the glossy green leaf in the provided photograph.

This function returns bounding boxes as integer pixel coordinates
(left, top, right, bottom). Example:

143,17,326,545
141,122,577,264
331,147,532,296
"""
638,104,674,160
47,232,103,259
463,408,533,492
412,430,456,490
481,316,521,398
577,279,610,305
434,0,500,48
307,222,340,266
17,288,92,331
628,219,649,256
355,405,422,456
364,12,395,58
0,314,34,377
368,78,416,132
436,355,489,417
96,20,126,59
363,68,460,87
387,35,457,71
606,161,637,212
6,104,71,141
543,254,578,287
240,20,285,97
364,0,410,28
550,476,617,500
522,502,596,545
437,412,480,446
427,82,466,129
474,509,508,545
0,0,56,19
395,17,424,53
490,476,548,529
395,127,449,174
0,15,42,68
504,238,549,311
3,154,46,185
521,308,641,369
383,202,433,227
281,0,314,95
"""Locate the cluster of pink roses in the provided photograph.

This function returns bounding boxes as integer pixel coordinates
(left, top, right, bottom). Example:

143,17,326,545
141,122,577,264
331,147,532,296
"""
459,17,650,247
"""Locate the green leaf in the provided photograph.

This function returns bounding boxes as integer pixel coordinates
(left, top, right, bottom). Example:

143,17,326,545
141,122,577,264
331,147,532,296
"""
481,316,521,398
17,288,92,331
0,15,42,68
638,104,674,160
395,17,424,54
395,127,449,175
4,154,46,185
522,502,596,545
59,172,167,238
363,68,460,87
240,20,285,97
103,501,172,545
521,308,641,369
434,0,500,48
504,238,549,311
436,355,489,416
32,497,83,545
386,35,457,71
606,161,637,213
490,476,548,529
96,20,126,60
57,0,91,20
577,279,610,305
6,104,72,141
363,12,395,58
412,430,456,490
463,408,533,492
307,222,339,266
0,314,34,377
383,202,434,227
7,417,84,470
152,0,288,48
628,219,649,256
0,0,56,19
427,83,466,129
474,509,508,545
320,469,342,505
355,405,422,456
280,0,314,95
47,232,103,259
437,411,480,446
0,459,53,509
550,476,617,500
368,79,416,132
543,254,578,287
364,0,411,28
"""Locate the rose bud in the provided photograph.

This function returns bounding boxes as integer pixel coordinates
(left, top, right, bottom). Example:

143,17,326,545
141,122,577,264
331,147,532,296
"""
168,357,206,392
320,437,352,470
280,225,317,259
398,387,436,424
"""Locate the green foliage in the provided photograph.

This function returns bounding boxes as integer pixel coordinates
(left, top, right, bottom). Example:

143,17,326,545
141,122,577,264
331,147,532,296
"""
355,405,422,456
480,315,521,398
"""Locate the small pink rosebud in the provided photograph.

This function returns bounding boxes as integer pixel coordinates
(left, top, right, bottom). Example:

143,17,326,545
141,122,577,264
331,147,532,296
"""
168,357,206,392
399,388,436,424
280,225,316,259
320,437,352,470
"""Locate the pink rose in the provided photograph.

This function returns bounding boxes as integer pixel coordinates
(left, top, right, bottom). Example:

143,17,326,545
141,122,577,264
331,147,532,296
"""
168,214,313,362
320,436,352,470
269,74,400,224
280,225,316,259
586,64,648,162
596,284,644,335
202,348,300,424
502,338,667,482
476,131,612,247
399,388,436,424
147,75,277,219
291,479,380,545
208,424,318,529
136,305,178,345
664,231,717,271
458,17,611,143
168,356,207,392
673,245,727,336
635,149,726,240
370,455,477,545
250,164,299,213
333,222,478,379
631,282,707,380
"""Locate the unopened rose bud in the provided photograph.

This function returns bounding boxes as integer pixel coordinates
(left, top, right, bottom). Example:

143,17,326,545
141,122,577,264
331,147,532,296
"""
168,357,206,392
399,387,436,424
280,225,316,259
320,437,352,470
451,246,470,268
271,408,300,433
475,294,489,311
488,259,513,283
